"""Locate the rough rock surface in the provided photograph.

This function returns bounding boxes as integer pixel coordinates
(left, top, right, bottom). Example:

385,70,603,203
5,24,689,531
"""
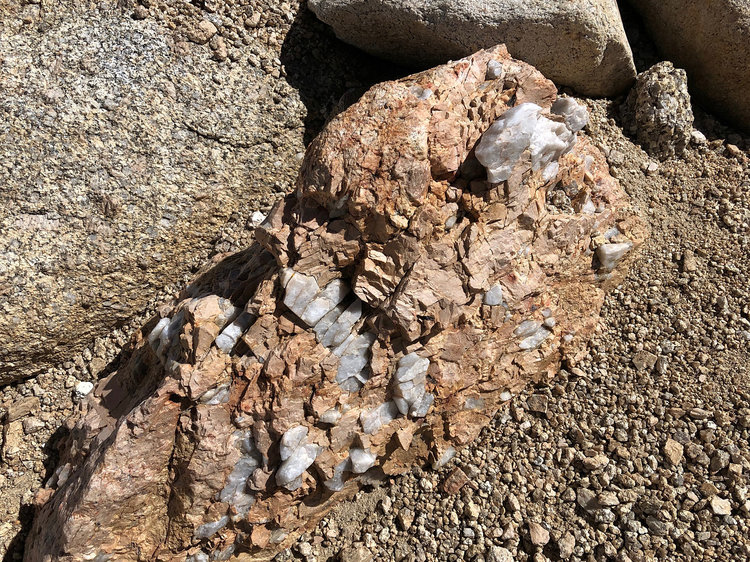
308,0,636,97
624,62,694,160
24,46,646,561
628,0,750,132
0,0,375,385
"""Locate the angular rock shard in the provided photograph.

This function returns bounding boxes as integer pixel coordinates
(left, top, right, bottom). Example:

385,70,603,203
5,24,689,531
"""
24,45,647,561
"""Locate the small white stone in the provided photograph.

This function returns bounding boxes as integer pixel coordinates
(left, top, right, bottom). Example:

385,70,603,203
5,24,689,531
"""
361,401,400,434
249,210,266,226
514,320,541,337
73,381,94,398
319,299,362,349
283,271,321,321
483,283,504,306
300,279,349,326
433,447,456,469
194,515,229,539
279,426,308,461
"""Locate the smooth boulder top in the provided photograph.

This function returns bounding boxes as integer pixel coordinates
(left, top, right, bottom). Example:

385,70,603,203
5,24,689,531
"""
629,0,750,132
308,0,636,96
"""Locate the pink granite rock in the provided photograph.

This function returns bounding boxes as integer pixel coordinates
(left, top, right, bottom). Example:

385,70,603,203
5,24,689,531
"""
24,45,647,562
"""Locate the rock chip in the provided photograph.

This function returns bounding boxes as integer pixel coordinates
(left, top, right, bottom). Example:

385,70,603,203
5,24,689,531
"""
308,0,636,96
487,546,514,562
710,496,732,516
624,62,693,160
24,46,646,561
663,438,684,465
629,0,750,132
528,521,550,546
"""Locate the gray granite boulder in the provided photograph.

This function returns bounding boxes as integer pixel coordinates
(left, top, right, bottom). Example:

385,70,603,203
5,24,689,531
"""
308,0,636,96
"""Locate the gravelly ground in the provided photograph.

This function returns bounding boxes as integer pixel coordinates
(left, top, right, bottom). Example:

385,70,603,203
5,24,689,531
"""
0,1,749,561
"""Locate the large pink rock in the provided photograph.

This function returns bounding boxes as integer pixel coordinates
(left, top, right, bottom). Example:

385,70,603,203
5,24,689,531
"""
25,45,647,561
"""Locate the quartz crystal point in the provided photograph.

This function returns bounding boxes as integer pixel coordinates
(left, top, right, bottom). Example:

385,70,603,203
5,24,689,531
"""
25,45,647,562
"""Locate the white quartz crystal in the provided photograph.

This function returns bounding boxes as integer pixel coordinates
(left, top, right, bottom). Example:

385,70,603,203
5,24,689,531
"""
348,448,377,474
218,430,259,517
487,59,504,80
194,516,229,540
276,426,319,490
319,408,342,425
596,242,633,271
433,447,456,469
279,426,308,461
335,332,376,392
483,283,504,306
393,353,433,417
282,270,320,320
514,320,541,338
551,96,589,132
300,279,349,326
324,460,350,492
215,312,254,353
519,327,551,350
476,102,577,183
317,300,363,349
200,383,231,405
360,401,400,434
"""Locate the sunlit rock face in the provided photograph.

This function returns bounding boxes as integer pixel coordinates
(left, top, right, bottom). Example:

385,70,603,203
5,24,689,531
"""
24,45,647,562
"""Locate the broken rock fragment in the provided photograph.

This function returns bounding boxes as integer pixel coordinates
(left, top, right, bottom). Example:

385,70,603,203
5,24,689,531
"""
24,45,647,561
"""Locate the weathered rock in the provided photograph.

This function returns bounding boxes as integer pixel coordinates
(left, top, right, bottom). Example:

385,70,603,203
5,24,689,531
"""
629,0,750,132
624,62,693,160
0,4,300,384
24,46,646,561
308,0,636,96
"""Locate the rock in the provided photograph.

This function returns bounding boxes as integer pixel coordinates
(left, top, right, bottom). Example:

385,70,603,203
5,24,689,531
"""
339,545,373,562
24,47,646,561
396,509,414,531
632,350,658,371
581,454,609,472
0,5,303,384
528,521,550,546
663,438,684,466
527,394,549,414
1,396,40,422
487,546,514,562
308,0,636,96
710,496,732,516
629,0,750,132
624,62,693,160
72,382,94,400
441,467,470,495
557,531,576,559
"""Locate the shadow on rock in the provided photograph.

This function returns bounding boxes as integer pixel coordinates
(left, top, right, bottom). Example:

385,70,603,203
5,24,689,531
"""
280,5,408,145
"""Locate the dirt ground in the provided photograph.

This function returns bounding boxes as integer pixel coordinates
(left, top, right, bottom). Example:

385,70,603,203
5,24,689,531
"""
0,1,749,561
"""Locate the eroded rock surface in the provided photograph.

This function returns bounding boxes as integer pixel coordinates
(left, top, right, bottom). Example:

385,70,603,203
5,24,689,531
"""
24,46,647,561
624,62,693,160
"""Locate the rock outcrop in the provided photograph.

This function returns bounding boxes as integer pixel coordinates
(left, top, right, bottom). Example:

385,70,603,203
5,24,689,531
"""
24,46,647,561
308,0,636,97
628,0,750,132
624,62,694,160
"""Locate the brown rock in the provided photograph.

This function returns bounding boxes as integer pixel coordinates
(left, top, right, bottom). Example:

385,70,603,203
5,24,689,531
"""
441,467,471,495
663,438,684,465
24,46,646,561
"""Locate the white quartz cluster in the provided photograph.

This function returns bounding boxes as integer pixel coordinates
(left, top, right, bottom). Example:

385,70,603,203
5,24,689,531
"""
475,101,585,183
215,312,255,354
275,426,320,491
281,268,376,393
392,352,434,417
218,430,259,517
147,310,186,362
360,401,400,435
